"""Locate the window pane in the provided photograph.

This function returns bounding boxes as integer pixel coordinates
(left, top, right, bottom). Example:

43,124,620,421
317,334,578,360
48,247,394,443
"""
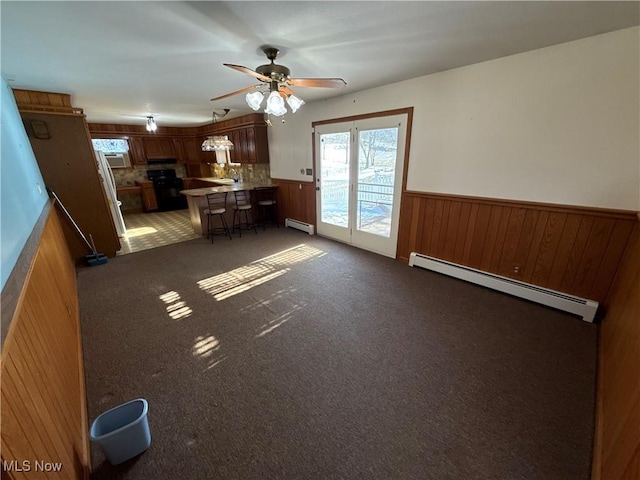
92,138,129,153
356,127,398,237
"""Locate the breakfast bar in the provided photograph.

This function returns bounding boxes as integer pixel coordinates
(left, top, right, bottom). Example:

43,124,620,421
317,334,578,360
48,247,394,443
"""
180,179,277,235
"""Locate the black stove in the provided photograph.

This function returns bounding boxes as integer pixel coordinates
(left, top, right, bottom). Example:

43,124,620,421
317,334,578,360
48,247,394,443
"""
147,169,187,211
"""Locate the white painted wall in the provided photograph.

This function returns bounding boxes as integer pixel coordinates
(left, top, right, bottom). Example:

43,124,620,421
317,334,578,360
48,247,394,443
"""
268,27,640,211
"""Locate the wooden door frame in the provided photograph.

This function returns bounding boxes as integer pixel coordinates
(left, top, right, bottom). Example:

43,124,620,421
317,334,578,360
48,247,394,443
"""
312,107,414,258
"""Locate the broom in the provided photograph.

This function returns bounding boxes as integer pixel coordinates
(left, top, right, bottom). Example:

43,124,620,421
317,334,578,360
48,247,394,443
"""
48,187,108,266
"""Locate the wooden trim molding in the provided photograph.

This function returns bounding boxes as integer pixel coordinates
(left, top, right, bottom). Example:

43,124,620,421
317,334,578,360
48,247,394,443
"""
403,190,638,220
311,107,415,127
398,190,638,306
0,202,51,349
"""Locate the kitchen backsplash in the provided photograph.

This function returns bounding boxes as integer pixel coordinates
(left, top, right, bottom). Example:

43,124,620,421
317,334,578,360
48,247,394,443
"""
213,163,271,184
113,163,270,187
113,164,187,187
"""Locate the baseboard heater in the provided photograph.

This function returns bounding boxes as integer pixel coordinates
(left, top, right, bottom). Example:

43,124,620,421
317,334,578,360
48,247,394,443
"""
408,252,598,323
284,218,314,235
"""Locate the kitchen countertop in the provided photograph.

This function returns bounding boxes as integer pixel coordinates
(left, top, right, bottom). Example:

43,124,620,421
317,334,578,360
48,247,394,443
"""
180,182,276,197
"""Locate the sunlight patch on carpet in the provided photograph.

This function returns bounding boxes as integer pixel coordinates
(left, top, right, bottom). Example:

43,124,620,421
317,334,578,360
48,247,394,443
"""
197,244,325,301
192,335,220,358
159,290,193,320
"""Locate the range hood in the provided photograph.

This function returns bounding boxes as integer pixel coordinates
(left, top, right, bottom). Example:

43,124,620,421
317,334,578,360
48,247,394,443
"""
147,158,177,165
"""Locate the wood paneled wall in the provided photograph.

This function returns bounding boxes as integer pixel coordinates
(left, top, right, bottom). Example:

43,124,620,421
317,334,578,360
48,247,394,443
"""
1,206,90,479
271,179,316,226
397,191,637,305
592,218,640,480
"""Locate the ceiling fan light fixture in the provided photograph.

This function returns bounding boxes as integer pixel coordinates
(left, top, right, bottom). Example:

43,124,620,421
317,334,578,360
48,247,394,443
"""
146,116,157,132
246,91,264,111
265,91,287,117
286,94,305,113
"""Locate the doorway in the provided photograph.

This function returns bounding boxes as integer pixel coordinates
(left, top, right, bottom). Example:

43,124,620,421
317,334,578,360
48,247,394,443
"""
314,111,410,257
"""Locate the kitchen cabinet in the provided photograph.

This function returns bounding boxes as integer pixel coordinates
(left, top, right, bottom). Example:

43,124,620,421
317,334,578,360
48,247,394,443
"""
136,180,158,212
143,137,176,159
181,137,200,163
128,137,147,165
172,137,200,164
221,125,269,164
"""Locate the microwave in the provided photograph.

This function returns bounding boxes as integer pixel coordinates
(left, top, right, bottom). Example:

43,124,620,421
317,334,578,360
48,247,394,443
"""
104,152,131,169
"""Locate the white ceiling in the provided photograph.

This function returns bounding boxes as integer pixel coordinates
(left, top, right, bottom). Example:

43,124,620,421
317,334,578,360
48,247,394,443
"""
2,1,638,127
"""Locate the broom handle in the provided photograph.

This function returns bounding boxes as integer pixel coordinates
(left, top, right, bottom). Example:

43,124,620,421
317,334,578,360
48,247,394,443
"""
47,187,95,253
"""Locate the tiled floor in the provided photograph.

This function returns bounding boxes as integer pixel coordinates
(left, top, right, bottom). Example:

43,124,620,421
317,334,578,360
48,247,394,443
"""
117,209,200,255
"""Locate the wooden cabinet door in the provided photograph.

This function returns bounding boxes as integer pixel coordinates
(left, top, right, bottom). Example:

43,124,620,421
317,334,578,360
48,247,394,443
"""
182,137,200,163
140,185,158,211
236,128,248,164
143,137,175,158
172,138,185,163
245,127,257,164
254,126,270,164
128,137,147,165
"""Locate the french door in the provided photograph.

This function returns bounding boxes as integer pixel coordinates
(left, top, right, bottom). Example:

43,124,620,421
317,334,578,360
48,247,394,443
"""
315,113,407,257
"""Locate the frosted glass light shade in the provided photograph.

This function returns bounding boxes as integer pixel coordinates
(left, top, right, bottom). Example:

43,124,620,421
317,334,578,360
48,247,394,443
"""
265,91,287,117
286,94,305,113
246,91,264,111
146,116,157,132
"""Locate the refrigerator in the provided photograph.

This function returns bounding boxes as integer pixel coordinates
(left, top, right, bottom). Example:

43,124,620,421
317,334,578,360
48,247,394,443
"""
95,150,127,237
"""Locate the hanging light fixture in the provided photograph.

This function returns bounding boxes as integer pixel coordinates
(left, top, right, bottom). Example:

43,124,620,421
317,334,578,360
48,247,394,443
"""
244,80,304,117
201,110,234,163
201,136,234,152
201,135,234,164
145,116,157,132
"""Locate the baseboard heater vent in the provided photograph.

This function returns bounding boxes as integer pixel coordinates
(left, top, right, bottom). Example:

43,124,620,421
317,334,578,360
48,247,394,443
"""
408,252,598,323
285,218,314,235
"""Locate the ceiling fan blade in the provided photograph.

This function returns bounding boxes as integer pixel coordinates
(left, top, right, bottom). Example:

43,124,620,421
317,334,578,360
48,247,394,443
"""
224,64,271,82
210,84,262,102
279,86,296,97
287,77,346,88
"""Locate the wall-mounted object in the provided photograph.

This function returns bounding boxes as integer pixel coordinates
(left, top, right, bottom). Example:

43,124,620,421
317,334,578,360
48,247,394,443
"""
30,119,50,139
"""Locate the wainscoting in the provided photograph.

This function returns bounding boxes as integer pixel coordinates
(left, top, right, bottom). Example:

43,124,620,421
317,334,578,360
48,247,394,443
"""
271,179,316,226
397,191,637,306
1,205,90,479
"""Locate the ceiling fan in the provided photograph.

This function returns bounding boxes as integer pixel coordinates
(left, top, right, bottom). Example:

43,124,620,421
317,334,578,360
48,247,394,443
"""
210,46,346,116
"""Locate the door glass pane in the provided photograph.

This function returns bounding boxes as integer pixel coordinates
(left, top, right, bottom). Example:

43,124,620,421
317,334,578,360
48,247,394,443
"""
356,127,398,237
319,132,350,228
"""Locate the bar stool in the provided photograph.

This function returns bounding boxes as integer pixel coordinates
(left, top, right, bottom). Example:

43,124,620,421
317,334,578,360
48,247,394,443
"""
254,186,279,230
232,190,257,237
204,192,232,242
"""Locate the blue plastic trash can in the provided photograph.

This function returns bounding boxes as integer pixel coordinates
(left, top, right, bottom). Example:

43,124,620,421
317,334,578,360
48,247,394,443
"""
90,398,151,465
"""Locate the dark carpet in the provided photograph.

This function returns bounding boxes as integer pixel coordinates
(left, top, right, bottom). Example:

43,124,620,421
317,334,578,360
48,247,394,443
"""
77,228,597,480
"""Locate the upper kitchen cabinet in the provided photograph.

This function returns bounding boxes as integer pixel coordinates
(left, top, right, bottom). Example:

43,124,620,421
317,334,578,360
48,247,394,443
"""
205,114,269,164
128,136,147,165
143,136,176,159
176,137,200,164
